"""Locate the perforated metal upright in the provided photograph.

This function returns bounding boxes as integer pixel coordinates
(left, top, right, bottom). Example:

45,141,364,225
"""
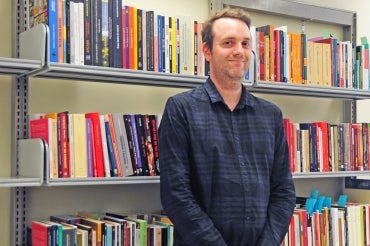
11,0,30,244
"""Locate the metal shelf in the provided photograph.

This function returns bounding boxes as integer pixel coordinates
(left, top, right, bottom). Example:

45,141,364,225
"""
35,62,208,89
251,81,370,99
293,171,370,179
0,177,42,187
0,57,42,76
44,176,160,186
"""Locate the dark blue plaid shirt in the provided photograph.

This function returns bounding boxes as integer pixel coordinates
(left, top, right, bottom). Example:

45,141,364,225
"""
159,78,296,246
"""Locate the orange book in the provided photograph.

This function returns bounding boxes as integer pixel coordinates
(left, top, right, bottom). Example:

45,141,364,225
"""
290,32,303,84
105,113,123,177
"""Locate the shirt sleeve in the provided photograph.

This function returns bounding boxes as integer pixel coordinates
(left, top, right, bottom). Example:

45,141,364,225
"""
159,96,228,245
256,109,296,245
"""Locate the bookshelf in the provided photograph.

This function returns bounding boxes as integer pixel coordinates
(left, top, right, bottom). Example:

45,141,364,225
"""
3,0,370,244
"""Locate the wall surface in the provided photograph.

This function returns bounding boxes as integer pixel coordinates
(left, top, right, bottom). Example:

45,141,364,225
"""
1,0,369,244
0,0,12,244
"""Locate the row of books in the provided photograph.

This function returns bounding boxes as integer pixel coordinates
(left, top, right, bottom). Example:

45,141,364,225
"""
283,119,370,173
282,192,370,246
28,1,209,76
29,112,161,179
30,211,173,246
251,24,370,89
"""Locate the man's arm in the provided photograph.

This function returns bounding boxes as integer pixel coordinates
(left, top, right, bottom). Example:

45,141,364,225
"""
257,111,296,245
159,97,227,245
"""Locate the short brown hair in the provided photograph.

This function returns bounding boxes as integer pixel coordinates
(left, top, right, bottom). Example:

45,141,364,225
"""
201,6,251,51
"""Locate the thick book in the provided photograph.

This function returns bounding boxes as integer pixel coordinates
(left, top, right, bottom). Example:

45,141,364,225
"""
44,113,59,179
105,120,119,176
29,0,58,62
105,113,123,176
135,114,149,175
112,113,134,176
31,220,54,246
123,114,140,175
69,113,88,178
111,0,122,68
85,112,105,177
80,217,105,246
101,0,110,67
57,111,70,178
29,117,56,179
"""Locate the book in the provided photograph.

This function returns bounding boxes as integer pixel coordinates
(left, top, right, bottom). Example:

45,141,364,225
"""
83,0,93,65
29,0,58,62
105,113,123,176
80,217,105,246
112,113,134,176
44,113,59,179
135,114,149,175
101,0,110,67
61,222,78,246
85,112,105,177
99,115,112,177
50,214,82,225
31,220,54,246
92,0,103,66
123,114,140,175
126,217,147,246
29,117,56,179
69,113,88,178
104,119,119,177
39,220,62,246
111,0,122,68
86,118,95,177
57,111,70,178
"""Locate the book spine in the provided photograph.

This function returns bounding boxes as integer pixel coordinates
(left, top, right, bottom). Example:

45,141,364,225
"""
84,0,93,65
92,0,102,66
86,118,94,177
85,112,105,177
111,0,122,68
105,121,118,176
130,114,143,175
101,0,110,67
106,114,123,176
123,114,138,175
50,0,60,62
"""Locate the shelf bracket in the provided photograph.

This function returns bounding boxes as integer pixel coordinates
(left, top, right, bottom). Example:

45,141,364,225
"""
18,24,50,78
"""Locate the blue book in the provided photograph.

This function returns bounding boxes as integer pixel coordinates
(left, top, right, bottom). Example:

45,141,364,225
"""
299,123,318,172
157,14,163,73
105,121,118,176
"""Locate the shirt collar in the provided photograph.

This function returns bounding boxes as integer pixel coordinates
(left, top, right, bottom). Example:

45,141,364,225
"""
204,77,254,109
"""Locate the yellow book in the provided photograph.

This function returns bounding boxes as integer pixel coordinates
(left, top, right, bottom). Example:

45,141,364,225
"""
70,113,88,178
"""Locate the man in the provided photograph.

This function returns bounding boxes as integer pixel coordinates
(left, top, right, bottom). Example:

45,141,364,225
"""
159,6,296,245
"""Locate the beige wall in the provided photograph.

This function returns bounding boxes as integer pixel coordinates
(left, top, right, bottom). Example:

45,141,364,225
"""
0,0,12,245
1,0,369,244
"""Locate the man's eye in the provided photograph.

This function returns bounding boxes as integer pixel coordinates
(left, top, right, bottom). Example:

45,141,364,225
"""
242,42,251,48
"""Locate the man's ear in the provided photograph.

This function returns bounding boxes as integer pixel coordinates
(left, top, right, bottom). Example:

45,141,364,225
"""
202,43,211,62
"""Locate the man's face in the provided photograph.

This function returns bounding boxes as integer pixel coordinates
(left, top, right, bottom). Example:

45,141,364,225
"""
204,17,252,81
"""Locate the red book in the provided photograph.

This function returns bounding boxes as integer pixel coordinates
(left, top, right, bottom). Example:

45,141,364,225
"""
29,117,55,178
31,221,54,246
85,112,105,177
283,118,294,172
313,121,330,172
